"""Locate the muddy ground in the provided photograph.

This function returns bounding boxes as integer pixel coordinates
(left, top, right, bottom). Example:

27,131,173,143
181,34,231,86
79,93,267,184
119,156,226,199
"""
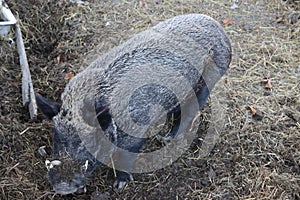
0,0,299,199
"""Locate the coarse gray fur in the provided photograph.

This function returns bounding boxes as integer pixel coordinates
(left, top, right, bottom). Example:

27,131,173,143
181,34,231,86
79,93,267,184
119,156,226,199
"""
38,14,231,195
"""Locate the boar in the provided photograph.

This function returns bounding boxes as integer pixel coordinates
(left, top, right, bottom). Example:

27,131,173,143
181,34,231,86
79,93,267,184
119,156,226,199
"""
36,14,231,195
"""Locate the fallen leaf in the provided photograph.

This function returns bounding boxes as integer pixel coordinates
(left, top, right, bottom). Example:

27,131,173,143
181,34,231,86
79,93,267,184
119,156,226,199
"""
265,79,272,89
65,73,74,80
247,105,264,121
247,105,257,115
222,18,233,26
225,78,230,85
262,77,273,89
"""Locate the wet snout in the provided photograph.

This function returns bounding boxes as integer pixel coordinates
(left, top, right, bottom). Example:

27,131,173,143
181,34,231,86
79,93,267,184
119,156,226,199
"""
52,173,86,195
53,181,79,195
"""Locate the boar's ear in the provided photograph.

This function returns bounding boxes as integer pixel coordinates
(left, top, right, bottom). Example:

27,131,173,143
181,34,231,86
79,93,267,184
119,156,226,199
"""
35,93,61,119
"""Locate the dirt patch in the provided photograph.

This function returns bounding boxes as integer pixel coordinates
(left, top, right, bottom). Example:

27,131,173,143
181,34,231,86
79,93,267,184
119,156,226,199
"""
0,0,299,199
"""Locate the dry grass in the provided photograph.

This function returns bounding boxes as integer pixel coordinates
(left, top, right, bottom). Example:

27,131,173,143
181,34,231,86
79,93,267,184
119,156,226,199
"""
0,0,299,199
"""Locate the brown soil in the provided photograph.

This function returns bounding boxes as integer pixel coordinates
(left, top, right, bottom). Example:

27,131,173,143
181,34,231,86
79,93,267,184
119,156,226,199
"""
0,0,299,199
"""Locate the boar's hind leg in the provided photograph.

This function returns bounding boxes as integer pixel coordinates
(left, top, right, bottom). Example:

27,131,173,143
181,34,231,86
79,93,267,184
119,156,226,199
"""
195,82,210,111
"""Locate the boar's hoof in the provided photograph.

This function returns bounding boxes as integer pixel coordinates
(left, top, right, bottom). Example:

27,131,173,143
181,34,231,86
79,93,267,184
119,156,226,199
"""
113,172,133,189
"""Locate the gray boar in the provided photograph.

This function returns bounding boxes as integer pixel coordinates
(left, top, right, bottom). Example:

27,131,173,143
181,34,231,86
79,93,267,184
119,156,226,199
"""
36,14,231,195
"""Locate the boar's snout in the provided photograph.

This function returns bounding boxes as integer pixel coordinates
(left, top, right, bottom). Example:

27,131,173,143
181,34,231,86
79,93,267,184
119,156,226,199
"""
51,173,85,195
46,159,89,195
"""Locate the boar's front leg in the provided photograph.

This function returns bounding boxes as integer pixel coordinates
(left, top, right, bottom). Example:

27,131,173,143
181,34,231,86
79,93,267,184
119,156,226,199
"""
112,132,145,189
95,102,144,188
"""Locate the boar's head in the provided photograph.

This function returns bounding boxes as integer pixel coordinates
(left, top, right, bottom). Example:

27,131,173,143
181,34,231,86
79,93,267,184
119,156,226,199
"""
36,93,103,195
